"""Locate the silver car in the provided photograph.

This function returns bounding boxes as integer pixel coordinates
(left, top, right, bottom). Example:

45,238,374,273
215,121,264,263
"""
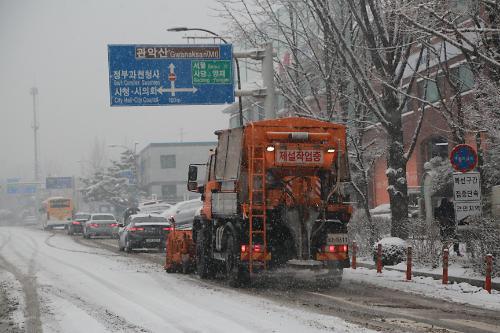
83,213,119,239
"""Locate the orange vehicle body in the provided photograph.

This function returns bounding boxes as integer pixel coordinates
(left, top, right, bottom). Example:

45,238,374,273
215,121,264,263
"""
165,228,196,273
187,117,352,286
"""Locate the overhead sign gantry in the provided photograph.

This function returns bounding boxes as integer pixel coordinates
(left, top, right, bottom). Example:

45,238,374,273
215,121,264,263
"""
108,44,234,106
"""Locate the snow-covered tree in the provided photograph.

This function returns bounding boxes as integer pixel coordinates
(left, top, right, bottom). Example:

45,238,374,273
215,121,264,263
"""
80,149,142,212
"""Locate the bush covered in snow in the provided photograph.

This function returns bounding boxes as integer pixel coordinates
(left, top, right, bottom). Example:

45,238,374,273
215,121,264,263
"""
373,237,407,266
460,217,500,277
348,209,391,256
407,217,442,268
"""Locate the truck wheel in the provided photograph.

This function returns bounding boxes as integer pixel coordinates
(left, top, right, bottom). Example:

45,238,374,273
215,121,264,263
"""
196,230,213,279
226,234,247,287
317,268,343,288
125,239,132,253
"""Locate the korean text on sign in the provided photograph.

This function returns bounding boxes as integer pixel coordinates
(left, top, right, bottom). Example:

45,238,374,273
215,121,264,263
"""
276,150,323,164
452,172,481,202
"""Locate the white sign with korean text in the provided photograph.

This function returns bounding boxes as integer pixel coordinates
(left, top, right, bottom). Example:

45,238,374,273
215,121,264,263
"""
453,172,481,202
454,201,482,222
276,149,323,165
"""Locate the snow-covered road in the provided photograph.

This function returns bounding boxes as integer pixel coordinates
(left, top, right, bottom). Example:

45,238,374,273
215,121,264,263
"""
0,227,373,333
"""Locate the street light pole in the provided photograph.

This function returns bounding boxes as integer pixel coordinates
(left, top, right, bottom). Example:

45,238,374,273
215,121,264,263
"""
167,27,244,127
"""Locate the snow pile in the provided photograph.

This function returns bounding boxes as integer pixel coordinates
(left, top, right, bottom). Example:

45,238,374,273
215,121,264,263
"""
373,237,407,265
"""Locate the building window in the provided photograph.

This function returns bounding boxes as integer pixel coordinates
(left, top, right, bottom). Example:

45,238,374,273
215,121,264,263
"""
160,155,176,169
161,184,177,200
422,136,449,163
451,64,474,93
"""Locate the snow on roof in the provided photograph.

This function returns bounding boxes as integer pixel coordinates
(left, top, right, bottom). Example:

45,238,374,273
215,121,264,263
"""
370,204,391,214
376,237,407,247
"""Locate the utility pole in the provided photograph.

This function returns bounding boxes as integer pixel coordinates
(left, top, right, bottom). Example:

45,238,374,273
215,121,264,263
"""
30,87,40,181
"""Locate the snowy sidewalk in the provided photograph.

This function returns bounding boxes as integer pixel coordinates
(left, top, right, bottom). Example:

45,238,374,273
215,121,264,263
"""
355,258,500,291
344,257,500,313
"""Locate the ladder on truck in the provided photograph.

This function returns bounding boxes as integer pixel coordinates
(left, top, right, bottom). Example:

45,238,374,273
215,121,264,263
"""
248,145,268,274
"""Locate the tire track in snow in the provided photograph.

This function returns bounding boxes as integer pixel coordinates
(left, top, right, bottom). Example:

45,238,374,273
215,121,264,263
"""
44,232,119,257
0,228,42,333
36,234,194,332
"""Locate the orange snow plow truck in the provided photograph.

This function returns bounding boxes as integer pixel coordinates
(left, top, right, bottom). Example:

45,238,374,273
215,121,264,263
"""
186,117,352,286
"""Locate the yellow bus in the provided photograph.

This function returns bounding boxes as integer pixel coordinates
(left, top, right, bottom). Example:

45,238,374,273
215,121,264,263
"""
41,197,74,229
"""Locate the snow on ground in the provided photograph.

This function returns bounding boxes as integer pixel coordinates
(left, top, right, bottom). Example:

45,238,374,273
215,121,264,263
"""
345,266,500,311
1,227,377,333
0,270,24,332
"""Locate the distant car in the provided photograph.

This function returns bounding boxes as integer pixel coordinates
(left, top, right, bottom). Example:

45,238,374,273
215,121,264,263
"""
68,213,91,235
83,213,119,239
118,214,171,252
161,199,202,227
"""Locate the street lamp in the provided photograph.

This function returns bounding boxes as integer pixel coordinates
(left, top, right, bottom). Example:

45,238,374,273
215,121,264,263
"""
167,27,244,127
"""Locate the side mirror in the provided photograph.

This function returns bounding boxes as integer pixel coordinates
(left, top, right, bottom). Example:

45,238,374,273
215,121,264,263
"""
187,181,198,192
188,165,198,182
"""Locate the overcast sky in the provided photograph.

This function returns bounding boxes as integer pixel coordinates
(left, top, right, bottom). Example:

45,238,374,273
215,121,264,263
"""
0,0,231,181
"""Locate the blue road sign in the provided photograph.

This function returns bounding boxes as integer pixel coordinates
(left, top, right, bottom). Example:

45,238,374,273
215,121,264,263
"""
6,183,37,195
450,144,477,173
108,44,235,106
46,177,74,189
119,170,136,185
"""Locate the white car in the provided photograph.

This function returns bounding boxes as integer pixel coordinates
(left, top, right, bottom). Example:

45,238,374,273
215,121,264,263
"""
83,213,119,239
161,199,202,227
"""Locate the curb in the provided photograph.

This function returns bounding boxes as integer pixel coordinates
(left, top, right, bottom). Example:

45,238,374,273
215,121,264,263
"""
356,262,500,291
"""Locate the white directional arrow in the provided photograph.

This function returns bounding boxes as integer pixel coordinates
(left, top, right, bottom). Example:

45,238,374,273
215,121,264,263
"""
157,86,198,95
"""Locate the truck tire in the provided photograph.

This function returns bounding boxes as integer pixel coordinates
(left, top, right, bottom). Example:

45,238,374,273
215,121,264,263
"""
196,230,214,279
225,234,248,287
317,268,343,288
125,238,132,253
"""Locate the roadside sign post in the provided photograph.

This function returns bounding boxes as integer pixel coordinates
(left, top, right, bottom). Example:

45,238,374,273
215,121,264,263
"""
450,144,481,224
108,44,234,106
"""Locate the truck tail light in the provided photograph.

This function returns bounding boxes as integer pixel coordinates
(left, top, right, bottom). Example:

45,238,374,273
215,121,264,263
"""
240,244,263,253
324,244,348,253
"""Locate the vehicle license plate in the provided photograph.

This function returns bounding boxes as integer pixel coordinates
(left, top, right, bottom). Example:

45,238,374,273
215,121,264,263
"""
327,233,348,245
146,238,160,243
276,149,323,164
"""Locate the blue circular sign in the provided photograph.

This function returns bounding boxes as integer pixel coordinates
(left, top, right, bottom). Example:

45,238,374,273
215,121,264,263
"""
450,144,477,172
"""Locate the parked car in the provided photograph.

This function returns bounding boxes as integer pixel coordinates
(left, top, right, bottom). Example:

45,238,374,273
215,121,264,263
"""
138,200,172,215
83,213,119,239
161,199,202,227
68,212,90,235
118,214,171,252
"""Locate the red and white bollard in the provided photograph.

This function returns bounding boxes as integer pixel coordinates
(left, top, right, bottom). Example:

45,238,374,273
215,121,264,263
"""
406,245,412,281
377,243,382,273
442,249,449,285
352,241,357,270
485,254,493,294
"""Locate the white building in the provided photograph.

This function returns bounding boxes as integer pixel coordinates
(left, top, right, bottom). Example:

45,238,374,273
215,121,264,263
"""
138,142,216,202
